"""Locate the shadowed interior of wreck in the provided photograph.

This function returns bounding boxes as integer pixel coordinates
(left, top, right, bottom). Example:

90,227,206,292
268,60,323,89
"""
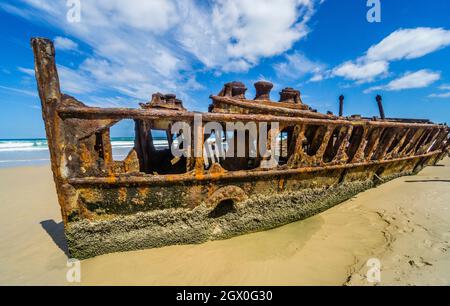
82,107,449,179
208,199,236,218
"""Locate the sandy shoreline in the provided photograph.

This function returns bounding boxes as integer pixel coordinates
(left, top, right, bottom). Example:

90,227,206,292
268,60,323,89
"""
0,158,449,285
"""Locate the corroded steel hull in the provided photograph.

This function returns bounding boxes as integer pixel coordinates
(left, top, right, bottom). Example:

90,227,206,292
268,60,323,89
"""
32,38,449,259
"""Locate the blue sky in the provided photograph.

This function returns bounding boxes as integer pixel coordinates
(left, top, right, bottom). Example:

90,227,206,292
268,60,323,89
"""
0,0,449,138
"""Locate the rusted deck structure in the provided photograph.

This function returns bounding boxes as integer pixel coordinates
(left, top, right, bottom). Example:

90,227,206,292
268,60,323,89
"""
32,38,449,259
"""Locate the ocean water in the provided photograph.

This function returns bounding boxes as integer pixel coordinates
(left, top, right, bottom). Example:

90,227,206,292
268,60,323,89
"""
0,138,168,168
0,134,287,168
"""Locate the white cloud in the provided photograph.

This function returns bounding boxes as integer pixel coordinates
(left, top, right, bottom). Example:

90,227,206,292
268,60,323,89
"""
4,0,197,102
17,66,35,76
333,60,389,83
54,36,78,51
82,95,141,108
428,84,450,98
365,69,441,92
274,52,325,80
332,27,450,83
107,0,179,32
366,28,450,61
57,65,98,95
3,0,321,107
214,0,314,62
0,85,38,97
81,58,147,84
177,0,319,70
0,3,32,19
429,92,450,98
309,73,324,82
221,60,253,73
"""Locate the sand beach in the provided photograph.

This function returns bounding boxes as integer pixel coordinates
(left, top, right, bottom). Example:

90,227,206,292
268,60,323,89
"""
0,158,449,286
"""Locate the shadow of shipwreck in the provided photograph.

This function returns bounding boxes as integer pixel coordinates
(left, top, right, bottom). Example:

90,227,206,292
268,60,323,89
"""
40,219,70,257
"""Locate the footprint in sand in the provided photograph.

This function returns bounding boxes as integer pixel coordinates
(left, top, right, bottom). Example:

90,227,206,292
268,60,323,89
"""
422,240,447,253
399,226,415,234
432,242,448,253
408,257,433,268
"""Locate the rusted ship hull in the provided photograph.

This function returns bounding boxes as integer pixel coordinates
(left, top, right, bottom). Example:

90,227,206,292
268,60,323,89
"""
66,158,441,259
32,38,449,259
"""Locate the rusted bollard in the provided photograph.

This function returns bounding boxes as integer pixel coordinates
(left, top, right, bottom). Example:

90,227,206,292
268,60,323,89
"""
254,81,273,100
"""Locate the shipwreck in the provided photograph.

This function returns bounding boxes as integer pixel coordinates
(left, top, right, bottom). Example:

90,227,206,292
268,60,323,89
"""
32,38,449,259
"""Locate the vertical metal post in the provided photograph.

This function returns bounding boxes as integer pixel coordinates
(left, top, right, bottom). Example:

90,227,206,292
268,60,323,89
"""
339,95,344,117
376,95,385,119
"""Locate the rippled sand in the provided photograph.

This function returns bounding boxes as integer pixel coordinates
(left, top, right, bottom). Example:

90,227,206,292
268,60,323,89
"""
1,158,449,285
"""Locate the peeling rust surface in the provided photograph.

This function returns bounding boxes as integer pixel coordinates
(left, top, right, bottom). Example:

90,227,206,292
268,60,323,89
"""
32,37,450,259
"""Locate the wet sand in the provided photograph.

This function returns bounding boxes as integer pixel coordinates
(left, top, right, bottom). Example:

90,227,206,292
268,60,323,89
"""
0,158,449,285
